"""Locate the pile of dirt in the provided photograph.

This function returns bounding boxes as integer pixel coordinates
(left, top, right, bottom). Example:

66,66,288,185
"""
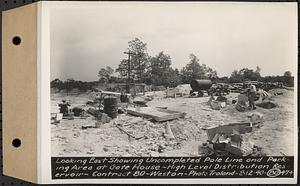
52,89,294,157
115,116,162,139
111,115,204,156
169,118,203,142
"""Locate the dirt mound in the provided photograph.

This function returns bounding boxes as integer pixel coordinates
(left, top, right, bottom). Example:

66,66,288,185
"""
170,118,203,141
111,116,204,156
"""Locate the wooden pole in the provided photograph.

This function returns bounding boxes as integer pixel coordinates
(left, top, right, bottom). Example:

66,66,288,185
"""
124,51,135,93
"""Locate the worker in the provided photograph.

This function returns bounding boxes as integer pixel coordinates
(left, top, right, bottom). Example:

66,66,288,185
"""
248,84,257,110
58,100,70,116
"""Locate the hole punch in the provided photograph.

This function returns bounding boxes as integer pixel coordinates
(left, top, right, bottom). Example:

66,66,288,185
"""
12,138,21,148
12,36,21,45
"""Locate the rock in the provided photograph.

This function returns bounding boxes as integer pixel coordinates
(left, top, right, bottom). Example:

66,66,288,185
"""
118,108,125,114
158,144,166,153
133,97,148,106
150,151,159,157
210,101,221,110
103,147,109,152
248,112,264,123
235,103,246,112
87,151,94,155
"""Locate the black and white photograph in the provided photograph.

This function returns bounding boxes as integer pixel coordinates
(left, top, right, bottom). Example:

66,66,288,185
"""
49,2,297,158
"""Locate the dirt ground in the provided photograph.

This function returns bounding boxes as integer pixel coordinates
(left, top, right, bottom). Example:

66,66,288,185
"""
51,89,295,157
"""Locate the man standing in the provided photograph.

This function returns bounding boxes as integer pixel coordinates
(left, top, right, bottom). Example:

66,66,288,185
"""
248,84,257,110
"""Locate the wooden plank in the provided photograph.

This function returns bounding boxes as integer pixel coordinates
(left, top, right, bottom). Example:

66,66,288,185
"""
126,107,185,122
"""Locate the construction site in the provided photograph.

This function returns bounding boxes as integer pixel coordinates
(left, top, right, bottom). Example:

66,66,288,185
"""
51,81,295,157
48,2,297,159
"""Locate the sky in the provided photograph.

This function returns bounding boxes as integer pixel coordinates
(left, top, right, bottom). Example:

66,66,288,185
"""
50,2,297,81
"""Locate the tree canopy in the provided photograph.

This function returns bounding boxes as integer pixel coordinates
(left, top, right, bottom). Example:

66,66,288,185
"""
116,38,149,82
98,66,114,83
147,51,181,87
181,54,217,83
229,67,261,83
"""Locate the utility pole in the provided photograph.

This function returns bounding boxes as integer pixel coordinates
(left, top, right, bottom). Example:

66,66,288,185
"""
124,51,135,93
138,52,142,83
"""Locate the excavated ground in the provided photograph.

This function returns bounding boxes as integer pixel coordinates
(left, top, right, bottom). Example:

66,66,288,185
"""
51,89,295,157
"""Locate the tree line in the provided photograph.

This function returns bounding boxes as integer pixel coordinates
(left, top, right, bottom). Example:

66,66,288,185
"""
99,38,217,87
98,38,293,87
50,38,294,91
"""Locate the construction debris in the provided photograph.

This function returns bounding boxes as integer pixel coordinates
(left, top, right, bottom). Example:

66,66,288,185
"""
127,107,186,122
268,88,289,96
72,107,85,117
207,95,215,105
235,94,248,112
82,126,95,130
133,96,148,106
115,123,144,140
248,112,264,123
51,113,63,124
87,108,101,117
210,100,222,110
164,123,175,140
256,101,277,109
166,84,191,98
62,112,74,120
257,89,272,99
216,95,227,102
210,96,226,110
205,122,256,156
87,108,112,123
51,82,294,157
